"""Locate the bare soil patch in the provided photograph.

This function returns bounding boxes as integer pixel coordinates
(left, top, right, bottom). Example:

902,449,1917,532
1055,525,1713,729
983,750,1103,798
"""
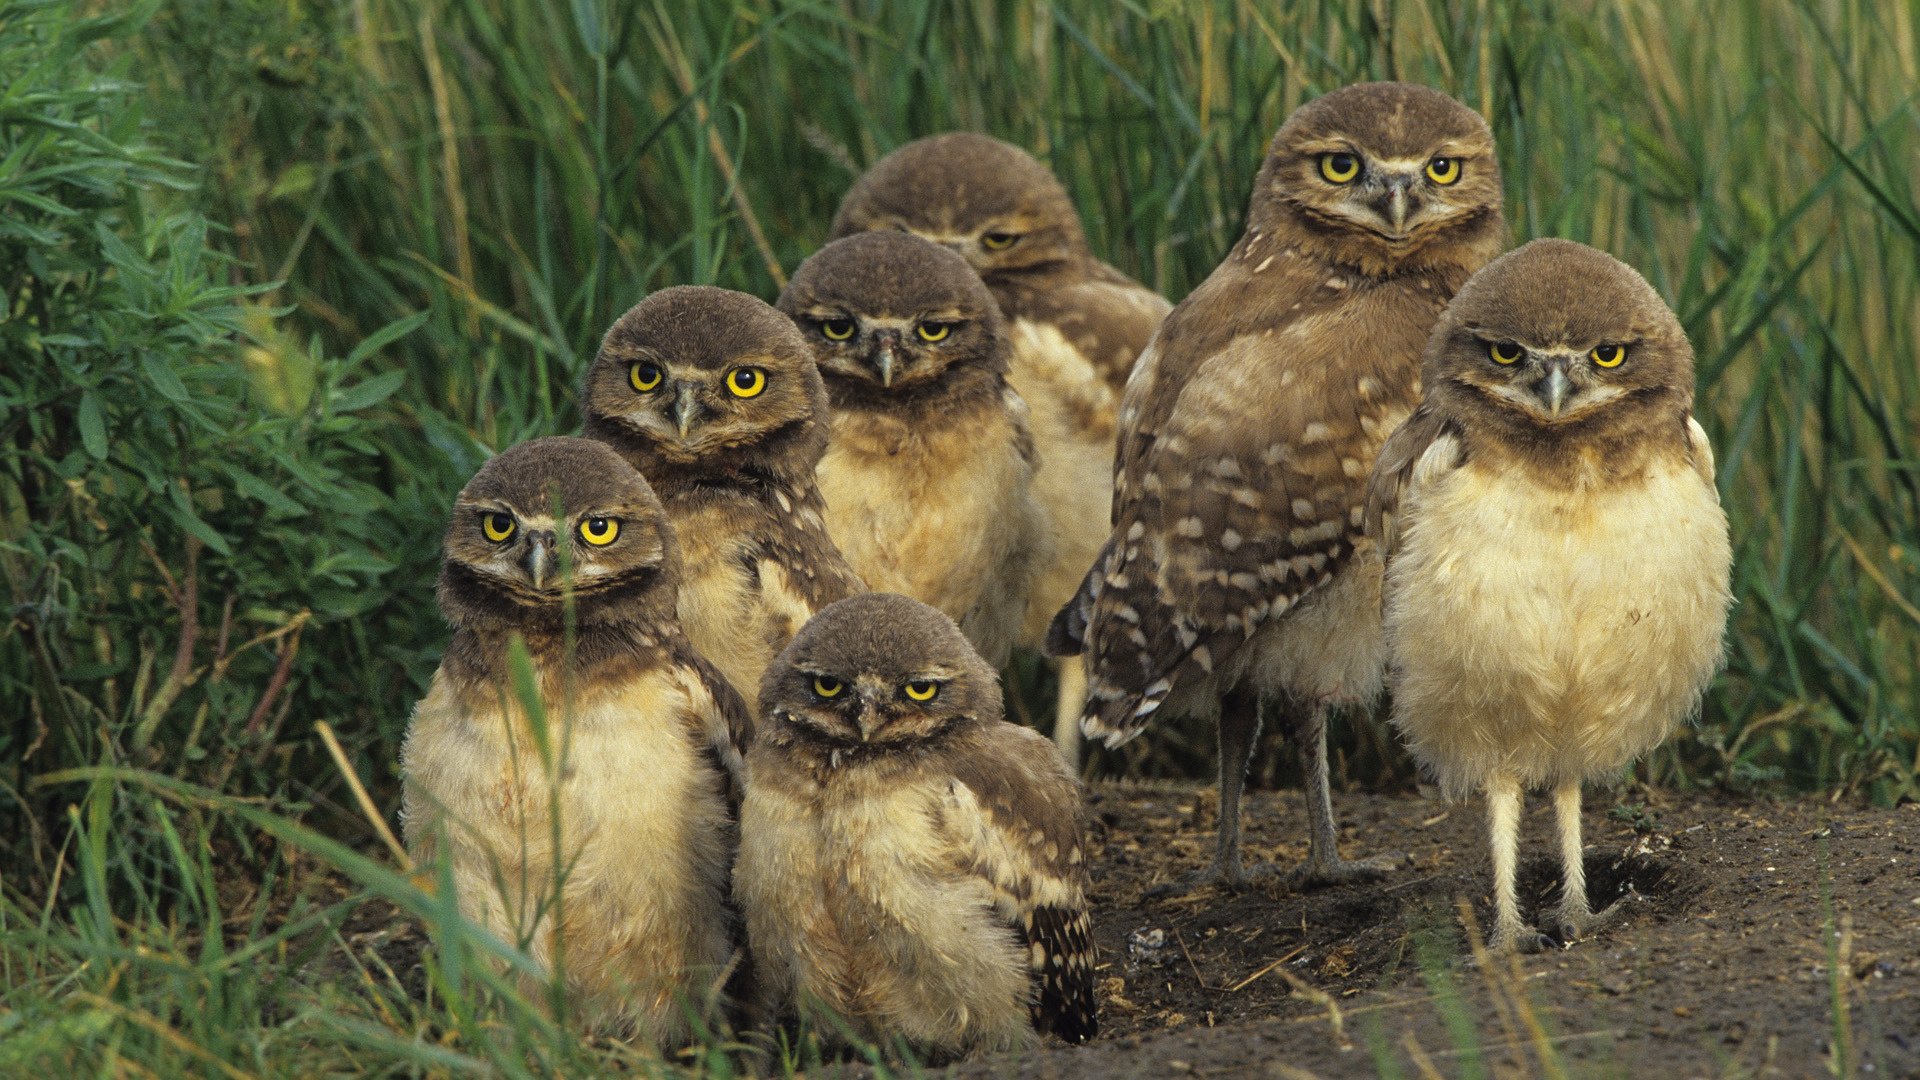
941,784,1919,1078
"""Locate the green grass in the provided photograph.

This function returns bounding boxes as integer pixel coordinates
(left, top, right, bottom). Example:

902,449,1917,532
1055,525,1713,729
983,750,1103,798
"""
2,0,1917,1072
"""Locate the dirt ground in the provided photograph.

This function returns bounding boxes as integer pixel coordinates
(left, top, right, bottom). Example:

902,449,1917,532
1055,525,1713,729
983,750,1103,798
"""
313,782,1917,1078
938,783,1919,1079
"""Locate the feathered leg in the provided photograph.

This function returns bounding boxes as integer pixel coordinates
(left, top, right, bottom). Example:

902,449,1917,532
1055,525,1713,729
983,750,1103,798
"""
1051,655,1088,769
1486,772,1551,952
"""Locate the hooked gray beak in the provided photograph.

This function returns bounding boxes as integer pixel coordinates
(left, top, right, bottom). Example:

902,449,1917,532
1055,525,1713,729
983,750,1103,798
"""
1537,360,1574,418
870,331,900,388
523,531,554,590
672,385,699,438
1373,175,1417,234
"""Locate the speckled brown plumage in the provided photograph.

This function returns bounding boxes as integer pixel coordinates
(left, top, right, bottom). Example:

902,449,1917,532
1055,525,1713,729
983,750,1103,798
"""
400,437,749,1045
737,593,1097,1059
1366,239,1731,950
1050,83,1505,890
581,286,866,710
777,232,1048,669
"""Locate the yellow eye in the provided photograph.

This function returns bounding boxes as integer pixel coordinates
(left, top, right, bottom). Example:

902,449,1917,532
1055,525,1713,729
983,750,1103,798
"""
630,362,663,393
728,367,767,398
1489,341,1523,365
1426,157,1462,185
1590,344,1627,368
819,318,855,341
1319,152,1360,184
903,680,939,702
981,232,1018,250
916,322,952,343
812,676,843,699
481,512,516,543
579,516,619,546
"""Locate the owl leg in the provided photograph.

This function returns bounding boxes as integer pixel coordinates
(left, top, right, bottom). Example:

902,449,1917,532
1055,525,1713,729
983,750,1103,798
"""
1145,685,1262,896
1550,776,1631,944
1284,701,1404,888
1051,656,1088,769
1486,772,1551,952
1209,683,1262,885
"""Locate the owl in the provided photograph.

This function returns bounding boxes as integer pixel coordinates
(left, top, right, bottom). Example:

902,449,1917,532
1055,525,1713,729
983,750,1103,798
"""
776,231,1049,670
581,286,866,711
1049,83,1506,890
737,592,1097,1060
830,132,1171,760
399,436,751,1044
1366,239,1732,950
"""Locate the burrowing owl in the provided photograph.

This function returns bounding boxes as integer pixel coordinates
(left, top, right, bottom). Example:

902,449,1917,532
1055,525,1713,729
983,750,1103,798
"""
1368,238,1732,950
400,437,750,1043
581,286,866,710
777,232,1049,669
1051,83,1505,889
737,592,1097,1059
830,132,1170,760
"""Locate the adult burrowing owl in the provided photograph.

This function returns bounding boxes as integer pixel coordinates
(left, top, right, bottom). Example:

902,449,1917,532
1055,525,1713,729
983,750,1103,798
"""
737,592,1097,1059
830,132,1170,760
400,437,749,1043
582,286,866,710
1367,239,1732,950
777,232,1048,669
1051,83,1505,889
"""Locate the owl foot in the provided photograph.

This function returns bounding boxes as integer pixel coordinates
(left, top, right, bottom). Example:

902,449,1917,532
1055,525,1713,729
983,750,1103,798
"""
1489,923,1559,954
1554,894,1635,946
1282,850,1408,891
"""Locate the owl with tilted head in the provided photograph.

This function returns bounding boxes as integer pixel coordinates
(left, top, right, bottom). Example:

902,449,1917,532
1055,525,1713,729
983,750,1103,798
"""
777,231,1048,671
400,436,751,1044
1051,82,1505,894
1368,238,1732,951
831,133,1171,763
581,286,866,712
736,592,1097,1061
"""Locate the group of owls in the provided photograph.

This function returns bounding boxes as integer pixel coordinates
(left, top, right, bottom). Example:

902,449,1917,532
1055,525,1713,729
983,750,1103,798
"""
398,81,1733,1059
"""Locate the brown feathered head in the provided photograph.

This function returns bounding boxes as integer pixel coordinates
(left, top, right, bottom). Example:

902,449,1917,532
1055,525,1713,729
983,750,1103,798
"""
438,436,677,632
760,592,1003,756
778,231,1009,409
828,132,1090,280
581,286,831,494
1251,82,1504,276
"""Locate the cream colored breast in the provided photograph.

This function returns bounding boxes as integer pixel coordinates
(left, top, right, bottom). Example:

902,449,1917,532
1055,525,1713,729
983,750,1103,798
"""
817,407,1042,665
400,665,734,1039
671,500,775,708
737,764,1030,1053
1007,318,1117,643
1384,458,1732,796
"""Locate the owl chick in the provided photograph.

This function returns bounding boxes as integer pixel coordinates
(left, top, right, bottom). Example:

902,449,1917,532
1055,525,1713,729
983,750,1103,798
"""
400,437,750,1043
1367,239,1732,951
830,132,1171,760
1050,83,1506,890
582,286,866,710
776,232,1049,670
737,592,1097,1060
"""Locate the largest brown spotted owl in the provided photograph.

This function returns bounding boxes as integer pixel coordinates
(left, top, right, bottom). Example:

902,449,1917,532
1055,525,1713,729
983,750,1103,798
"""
1367,239,1731,950
581,286,866,711
738,592,1097,1060
400,437,750,1044
830,132,1170,762
776,231,1049,670
1050,83,1505,890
